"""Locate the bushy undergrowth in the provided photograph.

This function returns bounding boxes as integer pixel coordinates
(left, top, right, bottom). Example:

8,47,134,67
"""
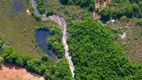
1,47,71,80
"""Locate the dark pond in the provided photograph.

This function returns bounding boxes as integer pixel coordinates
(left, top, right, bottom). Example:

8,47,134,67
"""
35,30,57,58
12,0,25,16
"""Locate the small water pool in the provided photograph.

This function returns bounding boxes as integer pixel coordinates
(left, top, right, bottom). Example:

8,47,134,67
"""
35,30,57,59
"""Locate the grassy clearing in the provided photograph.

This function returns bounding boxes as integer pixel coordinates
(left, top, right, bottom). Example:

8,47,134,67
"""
126,19,142,64
107,19,142,64
0,0,44,58
0,0,86,59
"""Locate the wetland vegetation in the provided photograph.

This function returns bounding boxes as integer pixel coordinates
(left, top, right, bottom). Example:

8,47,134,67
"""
0,0,142,80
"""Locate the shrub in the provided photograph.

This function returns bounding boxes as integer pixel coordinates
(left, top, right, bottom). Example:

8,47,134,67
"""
0,56,4,67
136,20,142,26
120,16,128,21
0,40,4,48
37,0,45,14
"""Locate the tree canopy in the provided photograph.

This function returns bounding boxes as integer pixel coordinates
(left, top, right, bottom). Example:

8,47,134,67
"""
68,19,142,79
98,0,142,21
59,0,95,11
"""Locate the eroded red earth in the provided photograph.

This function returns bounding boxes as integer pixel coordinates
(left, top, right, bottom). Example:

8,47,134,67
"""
0,64,45,80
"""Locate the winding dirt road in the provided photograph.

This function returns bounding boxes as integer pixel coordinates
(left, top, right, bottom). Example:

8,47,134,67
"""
60,17,75,78
30,0,75,78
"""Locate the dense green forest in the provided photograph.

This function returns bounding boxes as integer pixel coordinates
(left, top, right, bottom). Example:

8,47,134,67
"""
37,0,45,14
68,19,142,79
59,0,95,11
98,0,142,21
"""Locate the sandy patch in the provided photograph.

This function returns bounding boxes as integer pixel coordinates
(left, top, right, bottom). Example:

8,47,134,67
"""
93,12,101,20
42,15,61,25
0,64,45,80
26,9,31,15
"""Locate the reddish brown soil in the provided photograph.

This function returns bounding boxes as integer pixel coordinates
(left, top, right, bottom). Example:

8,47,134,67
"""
95,0,100,9
0,64,45,80
95,0,111,9
48,16,61,25
94,0,111,20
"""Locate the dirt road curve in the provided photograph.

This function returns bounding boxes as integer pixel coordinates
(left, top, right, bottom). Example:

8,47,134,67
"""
31,0,75,78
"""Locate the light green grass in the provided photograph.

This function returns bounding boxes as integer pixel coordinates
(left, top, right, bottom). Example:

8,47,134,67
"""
0,0,86,59
0,0,44,58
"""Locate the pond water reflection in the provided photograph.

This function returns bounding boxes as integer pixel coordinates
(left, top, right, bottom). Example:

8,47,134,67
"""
35,30,57,60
